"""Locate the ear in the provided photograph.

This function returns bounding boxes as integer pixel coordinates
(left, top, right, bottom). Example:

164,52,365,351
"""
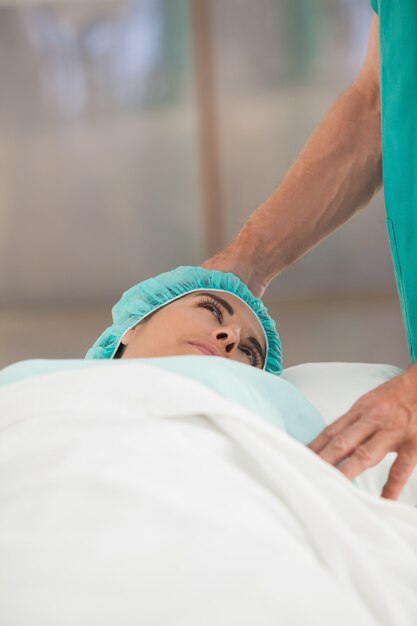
120,328,135,346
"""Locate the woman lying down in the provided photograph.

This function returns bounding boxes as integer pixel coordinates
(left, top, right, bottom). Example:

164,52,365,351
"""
0,266,416,626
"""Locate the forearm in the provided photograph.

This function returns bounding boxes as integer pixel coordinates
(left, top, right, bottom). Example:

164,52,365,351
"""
229,81,382,286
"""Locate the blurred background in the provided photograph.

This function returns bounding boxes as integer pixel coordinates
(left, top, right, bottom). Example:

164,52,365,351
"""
0,0,410,370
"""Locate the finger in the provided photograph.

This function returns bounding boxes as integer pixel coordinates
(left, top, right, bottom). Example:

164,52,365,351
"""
308,409,360,454
316,417,377,466
338,432,397,481
381,444,417,500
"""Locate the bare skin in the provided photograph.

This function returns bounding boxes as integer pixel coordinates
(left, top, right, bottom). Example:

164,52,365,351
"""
203,15,417,500
308,364,417,500
203,15,382,298
120,290,267,370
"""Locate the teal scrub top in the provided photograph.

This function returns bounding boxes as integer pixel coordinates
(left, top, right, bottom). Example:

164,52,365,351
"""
370,0,417,361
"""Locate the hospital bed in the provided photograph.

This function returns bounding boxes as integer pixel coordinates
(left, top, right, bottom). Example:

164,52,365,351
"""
0,358,416,625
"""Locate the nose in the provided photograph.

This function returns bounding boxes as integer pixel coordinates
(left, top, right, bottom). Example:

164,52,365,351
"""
213,325,240,355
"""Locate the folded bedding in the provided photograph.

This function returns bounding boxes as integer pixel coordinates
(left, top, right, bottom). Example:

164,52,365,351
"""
0,360,416,625
0,356,326,444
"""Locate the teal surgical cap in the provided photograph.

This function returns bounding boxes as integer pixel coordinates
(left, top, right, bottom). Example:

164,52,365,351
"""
85,266,282,375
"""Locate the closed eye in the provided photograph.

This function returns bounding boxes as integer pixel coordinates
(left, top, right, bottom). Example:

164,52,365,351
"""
239,344,262,367
198,297,224,322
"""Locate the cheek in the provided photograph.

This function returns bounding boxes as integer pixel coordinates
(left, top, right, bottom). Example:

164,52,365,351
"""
135,306,215,351
163,307,215,341
180,308,215,332
144,309,197,343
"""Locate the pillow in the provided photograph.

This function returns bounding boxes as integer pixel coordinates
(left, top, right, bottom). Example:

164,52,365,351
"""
281,362,417,505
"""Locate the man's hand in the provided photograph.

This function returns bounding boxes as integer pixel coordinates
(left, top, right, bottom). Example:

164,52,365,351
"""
308,364,417,500
201,247,268,298
201,18,381,301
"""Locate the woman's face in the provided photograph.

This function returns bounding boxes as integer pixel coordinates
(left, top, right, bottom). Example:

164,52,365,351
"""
120,290,267,369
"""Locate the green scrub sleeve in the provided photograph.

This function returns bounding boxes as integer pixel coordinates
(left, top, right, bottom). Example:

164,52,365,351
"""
370,0,378,13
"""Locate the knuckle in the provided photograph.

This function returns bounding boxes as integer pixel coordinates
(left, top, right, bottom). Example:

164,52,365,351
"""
353,445,373,463
332,434,349,452
398,449,415,464
361,410,381,426
392,406,412,430
325,422,340,439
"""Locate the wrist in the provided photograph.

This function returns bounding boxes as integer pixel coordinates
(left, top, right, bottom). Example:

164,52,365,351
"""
223,225,276,297
234,212,286,283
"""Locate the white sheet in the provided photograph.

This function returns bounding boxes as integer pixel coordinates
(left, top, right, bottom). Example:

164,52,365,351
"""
0,363,416,626
282,362,417,504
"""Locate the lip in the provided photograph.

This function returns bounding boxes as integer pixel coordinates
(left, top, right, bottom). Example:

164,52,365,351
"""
189,341,221,357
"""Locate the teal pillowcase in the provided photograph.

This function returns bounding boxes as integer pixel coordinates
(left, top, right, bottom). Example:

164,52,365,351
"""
0,356,325,445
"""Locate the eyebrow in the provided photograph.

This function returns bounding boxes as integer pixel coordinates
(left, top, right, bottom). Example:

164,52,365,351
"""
197,292,266,367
